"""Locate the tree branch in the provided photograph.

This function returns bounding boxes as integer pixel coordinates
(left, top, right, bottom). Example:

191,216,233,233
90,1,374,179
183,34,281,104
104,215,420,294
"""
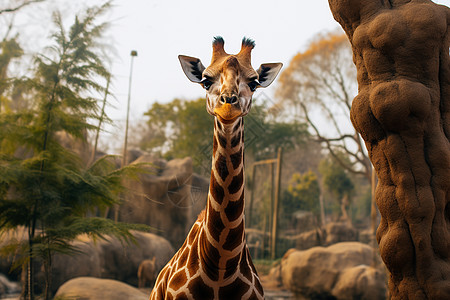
0,0,44,15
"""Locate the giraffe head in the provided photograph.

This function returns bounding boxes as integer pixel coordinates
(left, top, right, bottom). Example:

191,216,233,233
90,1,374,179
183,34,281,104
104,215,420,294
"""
179,37,282,123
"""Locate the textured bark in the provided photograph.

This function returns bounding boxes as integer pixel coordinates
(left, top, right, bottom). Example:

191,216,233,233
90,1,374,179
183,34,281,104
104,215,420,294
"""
328,0,450,299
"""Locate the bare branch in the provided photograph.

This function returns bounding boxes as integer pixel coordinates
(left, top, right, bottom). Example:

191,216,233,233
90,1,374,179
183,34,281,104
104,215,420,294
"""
0,0,44,15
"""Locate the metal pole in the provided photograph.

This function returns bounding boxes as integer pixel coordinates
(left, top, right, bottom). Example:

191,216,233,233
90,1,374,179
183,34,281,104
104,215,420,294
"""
90,75,111,166
371,165,378,267
271,147,282,260
248,163,257,228
117,50,137,223
122,50,138,168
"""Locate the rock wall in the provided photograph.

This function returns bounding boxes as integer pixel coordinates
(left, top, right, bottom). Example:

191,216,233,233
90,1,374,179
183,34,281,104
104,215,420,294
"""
120,155,208,248
328,0,450,298
44,231,173,295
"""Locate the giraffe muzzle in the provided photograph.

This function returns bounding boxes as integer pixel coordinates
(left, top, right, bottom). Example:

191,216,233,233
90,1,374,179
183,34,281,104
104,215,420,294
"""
213,103,242,122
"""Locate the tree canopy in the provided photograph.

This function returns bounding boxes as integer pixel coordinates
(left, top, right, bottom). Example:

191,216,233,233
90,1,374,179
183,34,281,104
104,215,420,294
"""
276,31,371,182
0,3,148,299
283,170,321,219
141,96,308,175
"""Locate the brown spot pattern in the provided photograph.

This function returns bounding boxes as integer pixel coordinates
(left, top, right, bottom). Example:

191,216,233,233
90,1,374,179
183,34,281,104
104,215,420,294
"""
188,223,199,244
213,135,218,157
218,277,249,299
207,208,224,242
210,172,225,204
240,248,253,282
224,193,244,222
223,220,244,251
248,291,259,300
177,292,188,300
177,247,189,268
170,269,188,290
230,148,242,170
188,276,214,300
187,240,199,277
215,154,229,181
225,252,241,279
217,133,227,148
231,131,241,148
228,168,244,194
254,275,264,296
200,234,220,281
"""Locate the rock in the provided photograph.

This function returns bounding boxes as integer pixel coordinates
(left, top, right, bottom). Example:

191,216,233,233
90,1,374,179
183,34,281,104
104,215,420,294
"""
291,211,317,233
54,277,148,300
280,242,385,299
332,265,386,300
45,231,174,295
0,274,20,296
290,228,323,250
121,155,208,248
51,239,102,294
324,222,358,245
359,228,375,245
97,231,174,286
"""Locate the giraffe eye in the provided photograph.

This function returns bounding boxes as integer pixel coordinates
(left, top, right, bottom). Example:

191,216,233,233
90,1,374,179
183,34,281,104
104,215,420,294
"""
248,80,260,92
201,78,213,90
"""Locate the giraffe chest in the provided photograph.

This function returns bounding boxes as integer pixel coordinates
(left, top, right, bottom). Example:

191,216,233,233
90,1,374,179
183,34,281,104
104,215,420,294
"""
152,232,264,300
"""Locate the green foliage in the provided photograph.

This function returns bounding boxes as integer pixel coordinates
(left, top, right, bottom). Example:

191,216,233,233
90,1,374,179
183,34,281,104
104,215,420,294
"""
244,102,307,160
0,3,149,299
282,170,321,218
143,98,214,162
0,37,23,112
319,153,355,220
319,155,354,200
142,97,308,174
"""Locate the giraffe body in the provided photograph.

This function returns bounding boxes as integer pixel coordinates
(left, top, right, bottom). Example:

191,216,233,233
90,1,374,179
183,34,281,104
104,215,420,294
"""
150,37,282,300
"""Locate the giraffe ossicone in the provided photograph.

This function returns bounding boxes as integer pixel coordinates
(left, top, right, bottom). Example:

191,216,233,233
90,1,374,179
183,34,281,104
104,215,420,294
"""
150,37,282,300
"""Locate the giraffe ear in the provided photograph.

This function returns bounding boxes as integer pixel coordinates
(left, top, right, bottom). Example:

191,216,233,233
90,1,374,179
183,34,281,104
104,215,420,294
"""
257,63,283,88
178,55,206,83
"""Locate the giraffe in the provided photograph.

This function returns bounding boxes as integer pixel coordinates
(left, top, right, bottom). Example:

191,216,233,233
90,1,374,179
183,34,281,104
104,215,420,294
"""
149,37,282,300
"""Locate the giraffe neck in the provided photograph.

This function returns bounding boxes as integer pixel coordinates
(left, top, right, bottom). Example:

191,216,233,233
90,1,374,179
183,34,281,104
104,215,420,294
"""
202,116,245,278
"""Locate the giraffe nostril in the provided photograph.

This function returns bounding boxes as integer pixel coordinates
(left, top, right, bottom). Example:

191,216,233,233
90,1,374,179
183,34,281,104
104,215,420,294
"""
224,96,238,104
229,96,238,104
220,95,238,104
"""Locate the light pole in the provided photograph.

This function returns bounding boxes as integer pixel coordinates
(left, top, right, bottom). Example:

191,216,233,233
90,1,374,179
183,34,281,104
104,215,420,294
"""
116,50,137,223
122,50,138,168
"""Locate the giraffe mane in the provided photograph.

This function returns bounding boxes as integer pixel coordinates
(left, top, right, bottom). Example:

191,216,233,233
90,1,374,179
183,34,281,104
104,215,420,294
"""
241,37,255,49
213,36,225,46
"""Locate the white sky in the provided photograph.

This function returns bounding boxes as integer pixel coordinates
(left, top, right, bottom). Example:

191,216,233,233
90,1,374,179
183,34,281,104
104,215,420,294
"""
108,1,338,119
5,0,449,152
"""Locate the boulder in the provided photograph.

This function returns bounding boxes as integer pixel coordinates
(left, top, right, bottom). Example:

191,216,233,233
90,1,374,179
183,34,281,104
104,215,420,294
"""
54,277,148,300
0,274,20,297
280,242,386,299
97,231,174,286
121,155,208,248
332,265,386,300
291,211,318,234
290,228,323,250
51,238,102,294
45,231,173,295
324,222,358,245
